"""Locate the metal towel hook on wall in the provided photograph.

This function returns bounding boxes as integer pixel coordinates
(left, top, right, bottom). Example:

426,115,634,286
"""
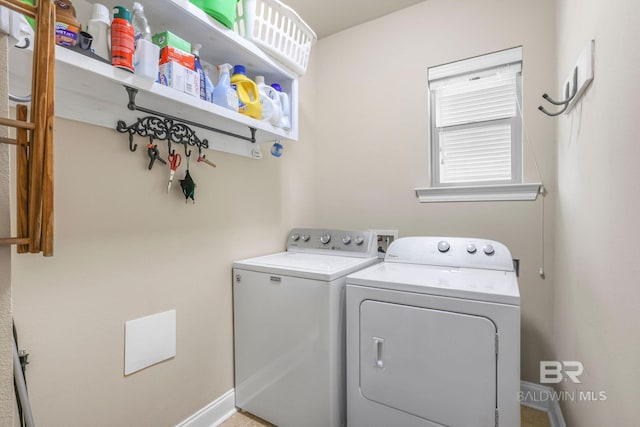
9,38,33,103
538,67,578,116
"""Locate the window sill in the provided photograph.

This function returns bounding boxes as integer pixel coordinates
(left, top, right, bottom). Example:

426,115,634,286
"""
415,183,541,203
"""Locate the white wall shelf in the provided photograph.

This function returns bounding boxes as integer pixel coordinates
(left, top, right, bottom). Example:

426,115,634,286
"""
8,0,299,159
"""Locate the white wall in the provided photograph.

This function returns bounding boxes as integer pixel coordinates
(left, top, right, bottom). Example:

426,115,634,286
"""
313,0,557,382
9,69,318,426
553,0,640,425
0,33,15,427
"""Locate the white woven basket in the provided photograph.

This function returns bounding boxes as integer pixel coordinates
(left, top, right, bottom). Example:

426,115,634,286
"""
235,0,317,76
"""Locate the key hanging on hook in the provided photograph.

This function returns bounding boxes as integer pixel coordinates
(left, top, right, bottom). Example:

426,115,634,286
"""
197,146,217,168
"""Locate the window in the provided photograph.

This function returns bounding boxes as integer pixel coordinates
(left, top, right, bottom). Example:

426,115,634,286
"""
415,47,539,202
430,47,522,186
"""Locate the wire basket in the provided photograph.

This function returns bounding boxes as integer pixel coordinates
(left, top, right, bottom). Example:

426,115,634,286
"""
235,0,317,76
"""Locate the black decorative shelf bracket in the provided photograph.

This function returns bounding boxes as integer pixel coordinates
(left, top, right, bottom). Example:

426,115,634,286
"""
116,86,257,153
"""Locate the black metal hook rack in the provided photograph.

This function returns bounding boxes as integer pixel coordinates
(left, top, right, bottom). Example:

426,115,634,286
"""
115,86,257,153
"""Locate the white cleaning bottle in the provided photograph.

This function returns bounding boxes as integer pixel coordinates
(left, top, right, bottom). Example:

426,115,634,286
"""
132,2,158,81
255,76,281,126
271,83,291,130
212,63,239,111
131,2,150,47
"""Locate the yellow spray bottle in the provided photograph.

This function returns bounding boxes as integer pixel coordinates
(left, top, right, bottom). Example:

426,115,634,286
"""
230,65,262,119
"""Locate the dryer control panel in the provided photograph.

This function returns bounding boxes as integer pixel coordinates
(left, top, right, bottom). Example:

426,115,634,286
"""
385,236,514,271
287,228,377,258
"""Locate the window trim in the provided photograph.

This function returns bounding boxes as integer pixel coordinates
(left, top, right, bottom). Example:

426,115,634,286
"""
415,183,541,203
417,47,540,203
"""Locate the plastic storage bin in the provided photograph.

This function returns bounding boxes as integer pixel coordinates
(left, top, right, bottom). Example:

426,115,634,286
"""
192,0,239,29
234,0,317,76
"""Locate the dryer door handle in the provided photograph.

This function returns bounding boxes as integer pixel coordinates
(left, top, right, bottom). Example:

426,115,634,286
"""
373,337,384,368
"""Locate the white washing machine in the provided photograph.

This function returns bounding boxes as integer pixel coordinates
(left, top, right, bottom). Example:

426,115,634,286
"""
233,228,379,427
346,237,520,427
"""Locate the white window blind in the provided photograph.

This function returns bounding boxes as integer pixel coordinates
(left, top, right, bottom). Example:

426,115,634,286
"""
435,73,517,128
428,47,523,187
439,124,512,183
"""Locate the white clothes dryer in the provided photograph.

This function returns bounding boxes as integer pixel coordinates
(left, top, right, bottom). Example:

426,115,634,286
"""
233,228,379,427
346,237,520,427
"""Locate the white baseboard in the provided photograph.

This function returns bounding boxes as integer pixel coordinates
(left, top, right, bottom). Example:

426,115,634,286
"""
175,389,236,427
180,384,565,427
520,381,567,427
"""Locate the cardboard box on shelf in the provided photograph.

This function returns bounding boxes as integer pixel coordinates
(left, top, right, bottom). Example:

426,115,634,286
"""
152,30,191,53
159,61,199,98
159,46,195,70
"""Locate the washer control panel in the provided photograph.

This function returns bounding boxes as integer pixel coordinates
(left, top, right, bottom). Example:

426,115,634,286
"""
287,228,376,257
385,237,514,271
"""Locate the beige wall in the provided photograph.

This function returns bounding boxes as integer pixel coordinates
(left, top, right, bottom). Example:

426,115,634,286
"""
9,67,318,425
11,0,640,425
1,34,15,427
313,0,557,382
553,0,640,425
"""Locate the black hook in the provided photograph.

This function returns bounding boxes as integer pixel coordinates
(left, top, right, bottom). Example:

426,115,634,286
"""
128,133,137,152
14,37,30,49
183,142,192,158
116,120,138,152
539,67,578,116
167,139,175,157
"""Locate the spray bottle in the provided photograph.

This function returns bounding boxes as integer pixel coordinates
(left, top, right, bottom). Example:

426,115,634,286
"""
212,63,239,111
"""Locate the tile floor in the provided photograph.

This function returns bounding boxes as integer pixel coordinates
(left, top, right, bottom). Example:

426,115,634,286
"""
221,406,552,427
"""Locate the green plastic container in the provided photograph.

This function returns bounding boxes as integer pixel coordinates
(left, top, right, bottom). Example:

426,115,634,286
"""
191,0,239,30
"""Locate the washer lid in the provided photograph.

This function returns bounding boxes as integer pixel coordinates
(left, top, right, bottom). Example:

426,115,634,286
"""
347,262,520,305
234,252,379,281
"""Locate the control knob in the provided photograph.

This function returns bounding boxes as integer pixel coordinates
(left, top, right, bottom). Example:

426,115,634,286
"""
483,244,495,255
291,233,300,241
437,240,450,253
301,234,310,242
342,236,352,245
354,235,365,246
320,233,331,244
467,244,477,254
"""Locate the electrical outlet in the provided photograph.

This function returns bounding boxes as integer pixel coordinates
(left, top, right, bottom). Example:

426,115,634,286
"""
373,229,399,258
566,40,595,113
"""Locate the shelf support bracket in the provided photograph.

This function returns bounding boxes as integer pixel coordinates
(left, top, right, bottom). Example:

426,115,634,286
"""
121,86,257,144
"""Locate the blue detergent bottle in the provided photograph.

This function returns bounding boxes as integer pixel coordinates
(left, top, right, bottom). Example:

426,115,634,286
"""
192,43,207,101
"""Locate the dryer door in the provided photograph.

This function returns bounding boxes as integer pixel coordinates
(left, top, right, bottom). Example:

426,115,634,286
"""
360,300,497,427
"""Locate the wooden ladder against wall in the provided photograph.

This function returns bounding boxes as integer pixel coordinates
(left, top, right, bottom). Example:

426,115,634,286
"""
0,0,55,256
